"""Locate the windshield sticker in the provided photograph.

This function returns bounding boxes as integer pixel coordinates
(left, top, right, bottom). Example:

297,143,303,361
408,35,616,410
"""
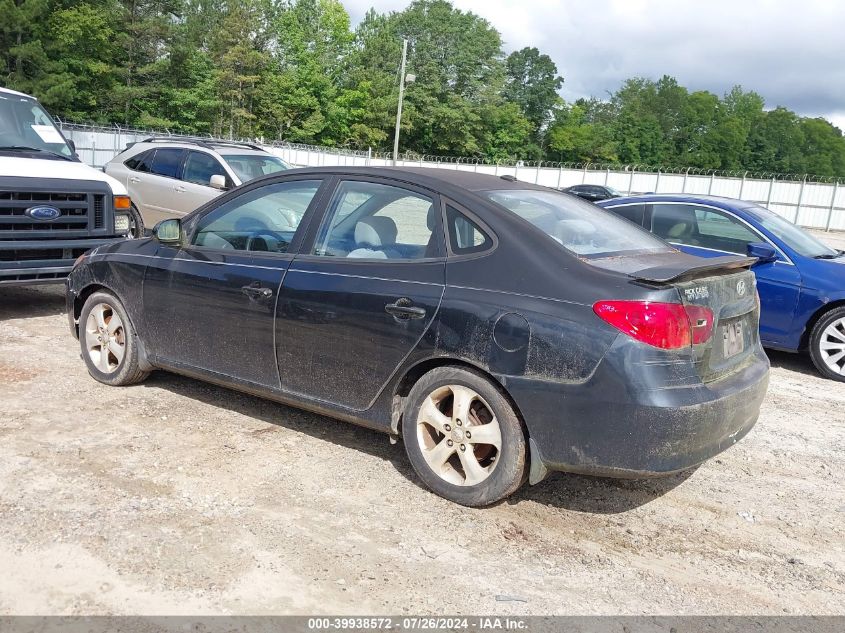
31,124,66,144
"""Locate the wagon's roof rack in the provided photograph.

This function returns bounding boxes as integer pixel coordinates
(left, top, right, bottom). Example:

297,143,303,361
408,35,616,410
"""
499,174,518,182
141,137,265,152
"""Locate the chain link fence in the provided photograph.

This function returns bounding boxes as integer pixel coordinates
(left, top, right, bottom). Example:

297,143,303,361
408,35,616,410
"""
56,119,845,232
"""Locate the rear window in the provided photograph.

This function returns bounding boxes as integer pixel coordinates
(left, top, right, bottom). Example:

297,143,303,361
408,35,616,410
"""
484,189,672,257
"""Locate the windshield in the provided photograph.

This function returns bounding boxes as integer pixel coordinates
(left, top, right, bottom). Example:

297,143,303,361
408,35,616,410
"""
223,154,288,182
484,189,673,257
0,94,72,158
744,203,839,258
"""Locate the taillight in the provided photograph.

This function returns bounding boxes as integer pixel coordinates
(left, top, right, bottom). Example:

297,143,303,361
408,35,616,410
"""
593,301,714,349
685,304,714,345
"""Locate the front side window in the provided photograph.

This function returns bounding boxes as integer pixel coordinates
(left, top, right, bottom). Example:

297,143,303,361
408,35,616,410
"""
314,181,440,260
744,203,838,258
192,180,320,252
149,148,185,179
223,154,288,182
484,189,670,258
183,151,226,186
651,204,759,254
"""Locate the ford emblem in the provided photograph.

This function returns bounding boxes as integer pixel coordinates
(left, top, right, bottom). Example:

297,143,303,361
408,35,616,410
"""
25,205,62,221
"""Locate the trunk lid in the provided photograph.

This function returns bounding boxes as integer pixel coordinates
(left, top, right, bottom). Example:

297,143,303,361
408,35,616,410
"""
590,251,760,382
670,268,759,382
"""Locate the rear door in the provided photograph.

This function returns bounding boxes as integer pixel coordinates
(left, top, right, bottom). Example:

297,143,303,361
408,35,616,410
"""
177,150,231,215
138,147,187,225
648,202,802,345
276,176,446,411
142,177,327,387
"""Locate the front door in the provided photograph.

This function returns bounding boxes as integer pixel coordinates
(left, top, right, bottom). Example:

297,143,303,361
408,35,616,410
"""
649,202,802,345
142,178,326,387
276,177,446,411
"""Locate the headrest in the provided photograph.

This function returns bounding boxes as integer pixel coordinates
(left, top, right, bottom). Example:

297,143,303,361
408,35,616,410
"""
667,222,692,239
553,219,596,243
355,216,398,248
426,204,436,231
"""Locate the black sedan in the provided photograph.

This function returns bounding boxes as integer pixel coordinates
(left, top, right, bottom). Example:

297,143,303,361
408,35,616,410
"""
66,168,769,506
562,184,622,202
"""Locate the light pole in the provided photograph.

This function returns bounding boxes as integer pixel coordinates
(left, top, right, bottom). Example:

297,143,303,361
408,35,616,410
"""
392,38,412,165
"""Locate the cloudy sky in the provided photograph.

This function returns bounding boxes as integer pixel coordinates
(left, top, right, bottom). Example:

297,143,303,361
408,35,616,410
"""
343,0,845,131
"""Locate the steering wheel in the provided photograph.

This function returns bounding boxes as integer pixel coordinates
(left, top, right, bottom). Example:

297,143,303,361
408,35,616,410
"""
246,229,288,252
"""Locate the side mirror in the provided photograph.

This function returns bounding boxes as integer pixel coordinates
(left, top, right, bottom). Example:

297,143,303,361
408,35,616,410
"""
66,139,76,153
747,241,778,264
154,219,182,245
209,174,227,190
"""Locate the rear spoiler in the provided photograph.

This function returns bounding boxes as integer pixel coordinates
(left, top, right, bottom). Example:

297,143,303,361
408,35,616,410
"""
631,255,757,283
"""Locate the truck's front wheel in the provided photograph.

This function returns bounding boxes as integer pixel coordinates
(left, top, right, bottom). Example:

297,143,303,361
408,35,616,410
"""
129,204,145,238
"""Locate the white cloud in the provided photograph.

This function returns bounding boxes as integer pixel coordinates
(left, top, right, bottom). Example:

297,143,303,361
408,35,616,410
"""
342,0,845,123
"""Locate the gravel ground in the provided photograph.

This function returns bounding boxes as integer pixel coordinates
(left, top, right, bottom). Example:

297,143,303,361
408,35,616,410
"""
0,282,843,616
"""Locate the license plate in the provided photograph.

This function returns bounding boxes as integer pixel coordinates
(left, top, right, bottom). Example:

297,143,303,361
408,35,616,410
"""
722,321,744,358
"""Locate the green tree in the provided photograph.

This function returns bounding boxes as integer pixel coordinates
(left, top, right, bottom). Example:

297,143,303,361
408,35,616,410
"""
503,46,563,150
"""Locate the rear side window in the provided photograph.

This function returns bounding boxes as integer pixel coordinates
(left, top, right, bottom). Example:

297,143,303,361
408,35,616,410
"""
484,189,670,258
445,205,493,254
125,150,153,173
149,148,184,179
607,203,646,226
313,180,440,259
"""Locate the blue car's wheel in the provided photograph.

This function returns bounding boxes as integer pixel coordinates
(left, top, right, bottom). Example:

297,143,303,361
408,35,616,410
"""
809,306,845,382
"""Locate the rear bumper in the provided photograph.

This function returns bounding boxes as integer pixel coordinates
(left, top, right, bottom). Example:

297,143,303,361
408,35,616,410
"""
507,342,770,479
0,237,127,285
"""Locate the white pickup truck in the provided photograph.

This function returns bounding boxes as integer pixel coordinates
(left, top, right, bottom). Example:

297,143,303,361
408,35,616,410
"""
0,86,132,285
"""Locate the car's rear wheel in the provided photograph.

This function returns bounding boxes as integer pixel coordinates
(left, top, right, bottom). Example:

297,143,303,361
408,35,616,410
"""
809,306,845,382
79,291,149,386
402,366,527,506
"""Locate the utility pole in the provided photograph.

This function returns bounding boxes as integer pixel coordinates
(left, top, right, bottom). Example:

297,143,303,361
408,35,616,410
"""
392,38,409,166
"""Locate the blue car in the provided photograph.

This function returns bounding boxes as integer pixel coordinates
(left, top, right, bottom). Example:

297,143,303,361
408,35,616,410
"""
597,194,845,381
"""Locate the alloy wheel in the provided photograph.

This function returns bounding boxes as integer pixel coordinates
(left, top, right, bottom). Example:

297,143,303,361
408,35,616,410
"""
416,384,502,486
819,316,845,376
84,303,126,374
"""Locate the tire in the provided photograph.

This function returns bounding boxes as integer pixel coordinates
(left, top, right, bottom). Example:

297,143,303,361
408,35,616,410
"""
402,366,527,506
809,306,845,382
129,204,145,238
79,291,149,386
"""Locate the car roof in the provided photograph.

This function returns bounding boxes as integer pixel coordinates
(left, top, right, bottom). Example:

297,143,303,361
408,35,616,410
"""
215,146,276,157
136,137,268,153
0,86,35,100
276,166,550,194
600,193,758,210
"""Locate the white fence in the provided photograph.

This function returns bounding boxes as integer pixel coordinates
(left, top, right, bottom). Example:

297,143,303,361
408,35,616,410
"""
57,120,845,232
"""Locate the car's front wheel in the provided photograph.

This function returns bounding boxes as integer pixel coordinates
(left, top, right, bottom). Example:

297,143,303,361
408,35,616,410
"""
809,306,845,382
79,291,149,386
402,366,527,506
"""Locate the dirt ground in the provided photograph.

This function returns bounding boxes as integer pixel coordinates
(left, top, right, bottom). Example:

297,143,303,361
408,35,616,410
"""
0,282,843,616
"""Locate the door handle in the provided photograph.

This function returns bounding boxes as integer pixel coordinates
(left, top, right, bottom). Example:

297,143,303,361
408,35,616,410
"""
385,298,426,319
129,176,140,183
241,284,273,300
174,185,186,193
